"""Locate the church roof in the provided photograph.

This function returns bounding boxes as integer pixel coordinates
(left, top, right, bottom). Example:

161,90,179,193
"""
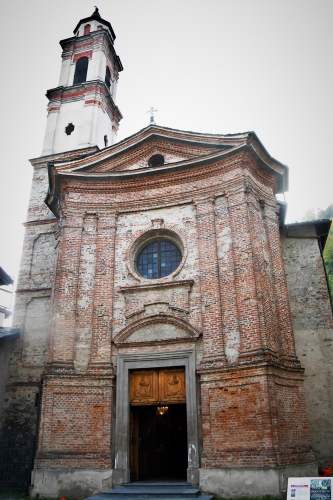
73,9,116,41
45,124,289,218
0,266,13,286
283,219,332,250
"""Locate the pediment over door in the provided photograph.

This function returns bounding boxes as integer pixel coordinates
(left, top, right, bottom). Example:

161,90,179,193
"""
113,314,201,347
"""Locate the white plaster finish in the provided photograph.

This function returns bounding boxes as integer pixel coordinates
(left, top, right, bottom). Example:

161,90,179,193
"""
42,111,59,155
73,214,97,373
67,62,76,89
122,323,193,343
88,101,114,149
52,100,84,152
112,77,118,101
87,49,106,82
43,98,114,155
58,58,71,87
31,468,113,499
112,205,202,337
281,230,333,467
199,463,318,498
22,296,51,367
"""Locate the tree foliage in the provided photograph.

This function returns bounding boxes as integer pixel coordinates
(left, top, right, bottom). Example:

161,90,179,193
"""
318,203,333,219
302,204,333,301
323,220,333,299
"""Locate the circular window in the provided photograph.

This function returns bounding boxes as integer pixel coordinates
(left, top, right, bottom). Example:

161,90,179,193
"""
137,239,181,279
148,154,164,167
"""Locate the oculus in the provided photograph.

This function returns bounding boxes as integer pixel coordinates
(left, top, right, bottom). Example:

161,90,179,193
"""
148,154,164,167
137,240,181,279
129,228,185,281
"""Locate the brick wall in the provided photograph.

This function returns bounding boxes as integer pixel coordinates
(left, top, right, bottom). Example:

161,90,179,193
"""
1,129,321,489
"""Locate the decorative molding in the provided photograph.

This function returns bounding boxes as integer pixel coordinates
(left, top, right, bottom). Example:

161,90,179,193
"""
113,313,201,346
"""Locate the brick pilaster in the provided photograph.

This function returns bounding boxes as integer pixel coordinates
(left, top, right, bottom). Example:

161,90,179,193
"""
195,196,225,366
214,194,241,365
227,188,262,357
48,215,83,369
87,212,117,373
263,202,299,362
73,213,98,372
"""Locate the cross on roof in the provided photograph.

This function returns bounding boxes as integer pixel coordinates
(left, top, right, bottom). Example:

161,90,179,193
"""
147,107,158,124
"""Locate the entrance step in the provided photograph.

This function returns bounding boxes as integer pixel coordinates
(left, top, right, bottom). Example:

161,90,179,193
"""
85,481,214,500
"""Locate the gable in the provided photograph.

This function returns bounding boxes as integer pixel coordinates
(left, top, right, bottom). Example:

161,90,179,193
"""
92,137,225,172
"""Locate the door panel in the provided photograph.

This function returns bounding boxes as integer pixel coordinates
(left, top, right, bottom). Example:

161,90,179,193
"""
130,409,139,481
130,368,185,406
159,369,186,403
130,370,159,405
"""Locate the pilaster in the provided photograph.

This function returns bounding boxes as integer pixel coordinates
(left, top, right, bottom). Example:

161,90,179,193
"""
47,214,83,370
195,196,225,368
87,212,117,374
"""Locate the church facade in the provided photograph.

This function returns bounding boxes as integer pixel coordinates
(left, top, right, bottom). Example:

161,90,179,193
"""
1,10,332,499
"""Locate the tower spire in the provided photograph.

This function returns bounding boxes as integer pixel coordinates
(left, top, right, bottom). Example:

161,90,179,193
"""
92,6,101,18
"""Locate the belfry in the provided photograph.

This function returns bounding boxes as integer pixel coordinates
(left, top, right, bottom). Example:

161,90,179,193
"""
42,7,122,155
1,9,332,499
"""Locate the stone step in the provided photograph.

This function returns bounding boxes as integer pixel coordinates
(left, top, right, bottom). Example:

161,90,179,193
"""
85,482,214,500
88,497,213,500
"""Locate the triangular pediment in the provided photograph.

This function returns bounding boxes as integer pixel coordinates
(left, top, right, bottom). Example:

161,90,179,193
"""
53,125,243,175
45,125,289,218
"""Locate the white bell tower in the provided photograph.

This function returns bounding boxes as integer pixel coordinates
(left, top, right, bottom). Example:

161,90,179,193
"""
41,8,123,156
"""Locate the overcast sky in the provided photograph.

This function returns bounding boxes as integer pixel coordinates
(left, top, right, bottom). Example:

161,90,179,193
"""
0,0,332,291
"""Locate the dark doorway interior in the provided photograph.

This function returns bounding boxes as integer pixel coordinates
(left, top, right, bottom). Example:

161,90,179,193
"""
130,404,187,481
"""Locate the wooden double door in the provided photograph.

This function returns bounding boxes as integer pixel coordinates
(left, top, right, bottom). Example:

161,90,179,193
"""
130,368,188,481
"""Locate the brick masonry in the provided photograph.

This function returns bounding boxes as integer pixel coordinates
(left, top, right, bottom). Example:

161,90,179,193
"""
1,127,332,498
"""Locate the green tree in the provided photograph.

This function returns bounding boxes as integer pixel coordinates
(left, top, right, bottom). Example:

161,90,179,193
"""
302,204,333,302
302,208,318,222
323,220,333,300
318,203,333,219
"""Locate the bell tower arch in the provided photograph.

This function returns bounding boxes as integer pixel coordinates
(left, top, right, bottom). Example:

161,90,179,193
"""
42,7,123,156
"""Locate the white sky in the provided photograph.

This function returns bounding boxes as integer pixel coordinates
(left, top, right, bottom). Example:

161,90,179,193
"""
0,0,332,290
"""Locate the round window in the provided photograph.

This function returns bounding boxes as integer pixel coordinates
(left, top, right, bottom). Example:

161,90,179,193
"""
148,154,164,167
137,239,182,279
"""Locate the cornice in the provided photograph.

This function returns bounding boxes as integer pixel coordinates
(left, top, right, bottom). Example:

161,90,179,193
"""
45,80,122,122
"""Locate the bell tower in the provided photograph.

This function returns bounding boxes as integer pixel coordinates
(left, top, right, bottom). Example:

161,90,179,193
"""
41,8,123,156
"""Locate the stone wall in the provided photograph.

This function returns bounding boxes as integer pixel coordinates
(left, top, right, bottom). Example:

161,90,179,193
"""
281,222,333,468
0,339,13,418
0,147,98,439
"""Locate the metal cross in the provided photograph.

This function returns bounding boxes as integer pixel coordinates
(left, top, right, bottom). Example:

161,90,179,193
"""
147,107,158,124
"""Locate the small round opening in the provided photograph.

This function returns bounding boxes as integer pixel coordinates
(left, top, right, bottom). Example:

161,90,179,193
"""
65,123,75,135
148,154,164,168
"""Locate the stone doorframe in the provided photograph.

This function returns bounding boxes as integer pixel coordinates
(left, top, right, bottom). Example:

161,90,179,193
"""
113,349,199,485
